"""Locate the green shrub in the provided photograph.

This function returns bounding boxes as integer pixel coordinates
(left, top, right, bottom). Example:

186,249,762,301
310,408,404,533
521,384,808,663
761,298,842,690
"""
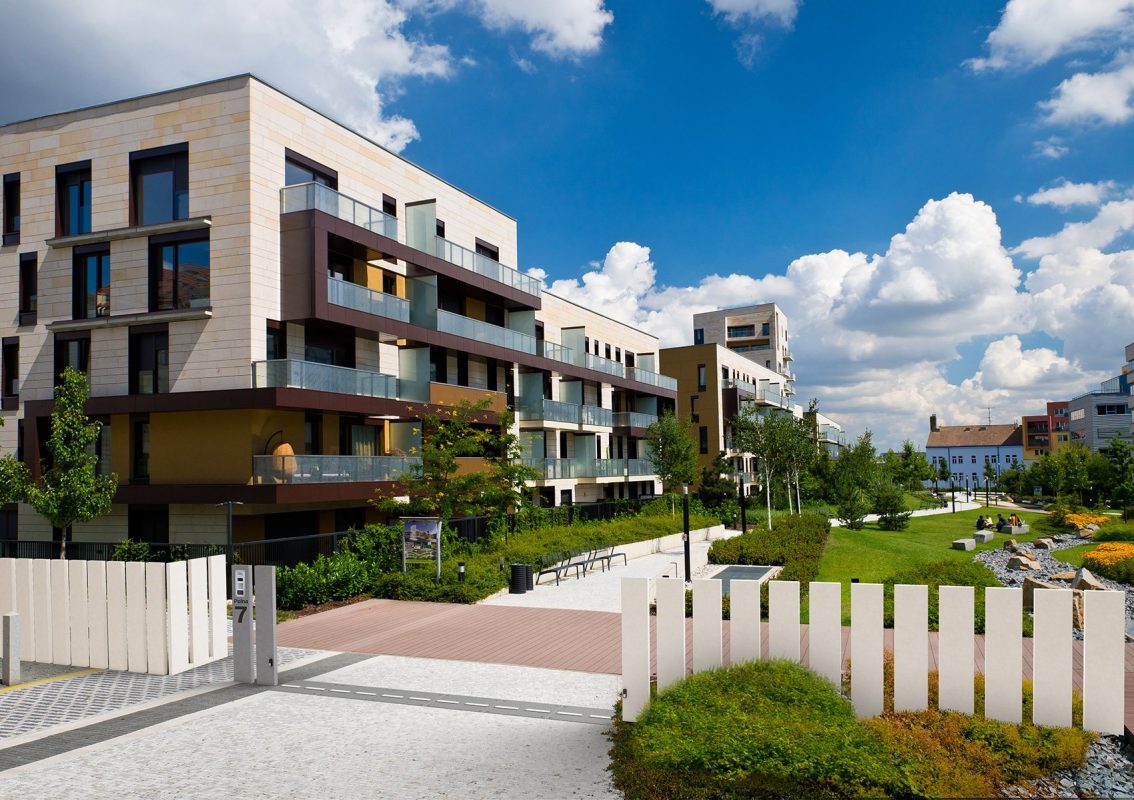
835,486,869,530
276,549,373,609
880,560,1033,636
872,481,912,530
112,539,153,562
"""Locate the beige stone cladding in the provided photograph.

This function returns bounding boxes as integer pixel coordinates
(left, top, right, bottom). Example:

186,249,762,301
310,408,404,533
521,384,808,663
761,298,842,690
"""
0,75,256,429
693,303,791,379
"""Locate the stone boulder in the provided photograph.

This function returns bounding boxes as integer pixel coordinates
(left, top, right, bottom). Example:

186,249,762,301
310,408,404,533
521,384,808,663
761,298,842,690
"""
1032,538,1056,550
1072,589,1086,629
1076,528,1095,540
1002,538,1017,550
1022,576,1059,610
1072,567,1105,591
1050,571,1076,582
1008,554,1041,571
1086,523,1100,531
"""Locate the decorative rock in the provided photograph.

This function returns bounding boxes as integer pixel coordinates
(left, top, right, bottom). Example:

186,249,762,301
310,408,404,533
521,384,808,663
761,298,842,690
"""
974,531,994,544
1078,528,1095,540
952,538,976,552
1032,538,1056,550
1073,566,1105,591
1002,538,1017,550
1007,555,1041,571
1022,576,1059,610
1072,589,1085,629
1050,571,1076,581
1087,523,1100,531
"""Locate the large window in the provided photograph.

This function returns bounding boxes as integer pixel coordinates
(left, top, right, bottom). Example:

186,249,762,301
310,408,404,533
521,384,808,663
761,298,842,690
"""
129,328,169,394
284,150,337,189
693,328,704,345
73,246,110,319
699,426,709,454
2,337,18,408
18,253,36,325
131,144,188,225
697,363,706,392
2,173,19,246
1096,404,1130,416
727,324,755,338
54,334,91,385
56,161,91,236
150,235,209,310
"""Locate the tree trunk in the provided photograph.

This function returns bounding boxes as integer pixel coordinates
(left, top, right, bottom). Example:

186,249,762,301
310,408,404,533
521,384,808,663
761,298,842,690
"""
786,478,793,514
764,470,773,530
795,476,802,516
59,524,70,560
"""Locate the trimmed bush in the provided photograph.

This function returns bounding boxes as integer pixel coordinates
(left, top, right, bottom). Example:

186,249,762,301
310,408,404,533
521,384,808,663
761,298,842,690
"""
708,513,830,586
1083,541,1134,584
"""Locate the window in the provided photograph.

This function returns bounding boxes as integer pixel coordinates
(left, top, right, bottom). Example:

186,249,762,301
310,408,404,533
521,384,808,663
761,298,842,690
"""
382,274,396,295
690,395,700,423
382,194,397,218
1070,408,1085,421
73,246,110,319
56,161,91,236
54,333,90,385
699,426,709,454
18,253,36,325
149,235,209,310
2,173,19,246
761,322,770,336
130,328,168,394
131,418,151,483
697,363,706,392
283,151,337,189
727,324,755,338
721,366,729,381
130,144,188,225
128,504,168,543
266,321,285,361
625,351,635,368
1,338,17,408
436,219,446,238
475,239,499,261
1096,404,1130,415
605,344,612,360
693,328,704,345
304,412,323,455
615,347,621,363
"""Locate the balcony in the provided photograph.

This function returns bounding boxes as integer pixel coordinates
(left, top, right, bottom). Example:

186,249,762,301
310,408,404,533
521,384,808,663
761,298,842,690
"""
779,368,796,382
585,352,625,378
783,350,793,362
327,276,410,322
522,458,577,480
517,400,613,427
252,359,398,399
432,236,542,297
613,411,658,428
252,454,419,485
627,459,655,477
282,182,398,239
626,366,677,391
429,382,508,413
537,339,575,366
436,309,536,354
521,458,656,480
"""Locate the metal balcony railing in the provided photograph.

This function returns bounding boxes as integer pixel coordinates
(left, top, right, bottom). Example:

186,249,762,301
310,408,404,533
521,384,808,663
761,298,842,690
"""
613,411,658,428
625,366,677,391
252,359,398,399
252,454,419,484
327,276,410,322
433,236,542,297
282,182,398,239
585,352,625,378
436,309,536,354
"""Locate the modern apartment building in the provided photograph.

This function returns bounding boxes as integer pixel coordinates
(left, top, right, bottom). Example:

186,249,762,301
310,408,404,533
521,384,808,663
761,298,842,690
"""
659,344,796,485
1068,343,1133,454
925,415,1023,491
805,411,848,458
1021,401,1070,463
0,74,675,547
692,303,794,396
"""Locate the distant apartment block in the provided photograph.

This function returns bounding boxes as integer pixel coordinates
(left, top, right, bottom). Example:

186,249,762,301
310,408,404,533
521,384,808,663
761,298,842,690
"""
0,75,676,546
692,304,794,396
806,411,848,458
925,415,1023,491
1068,343,1134,454
1020,401,1069,463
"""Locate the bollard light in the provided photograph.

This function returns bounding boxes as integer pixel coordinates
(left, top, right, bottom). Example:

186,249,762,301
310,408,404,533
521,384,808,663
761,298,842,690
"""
682,484,691,583
458,561,466,583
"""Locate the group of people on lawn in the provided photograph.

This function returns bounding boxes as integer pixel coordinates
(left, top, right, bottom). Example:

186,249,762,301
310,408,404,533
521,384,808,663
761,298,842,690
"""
975,513,1021,532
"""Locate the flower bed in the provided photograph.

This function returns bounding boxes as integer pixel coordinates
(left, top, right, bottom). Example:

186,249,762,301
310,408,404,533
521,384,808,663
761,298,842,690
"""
1083,541,1134,584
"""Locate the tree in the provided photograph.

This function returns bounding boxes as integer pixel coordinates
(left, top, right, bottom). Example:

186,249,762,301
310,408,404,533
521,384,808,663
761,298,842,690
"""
644,411,698,506
26,367,118,559
696,452,736,512
936,457,950,494
781,416,816,514
982,461,996,505
1028,452,1063,497
734,407,792,529
898,441,933,491
832,431,878,529
873,477,912,530
1107,439,1134,521
1056,445,1091,503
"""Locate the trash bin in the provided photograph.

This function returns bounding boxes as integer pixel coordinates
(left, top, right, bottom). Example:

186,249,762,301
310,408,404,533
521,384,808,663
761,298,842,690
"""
509,563,528,594
524,564,534,592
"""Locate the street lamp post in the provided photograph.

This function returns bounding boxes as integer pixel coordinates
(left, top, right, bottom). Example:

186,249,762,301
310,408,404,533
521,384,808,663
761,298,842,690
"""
738,473,747,533
216,500,244,568
950,477,956,513
682,485,691,583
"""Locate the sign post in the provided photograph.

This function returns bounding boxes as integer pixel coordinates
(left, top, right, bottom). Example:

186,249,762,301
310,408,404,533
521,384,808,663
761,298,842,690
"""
254,565,278,686
232,564,254,684
402,518,442,581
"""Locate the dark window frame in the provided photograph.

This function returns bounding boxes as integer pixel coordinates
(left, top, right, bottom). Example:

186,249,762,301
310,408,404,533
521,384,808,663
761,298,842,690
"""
131,415,151,484
266,320,286,362
18,253,36,325
129,143,189,226
474,238,499,261
699,426,709,455
283,148,338,189
148,231,210,311
382,194,397,218
56,160,92,237
435,219,446,238
129,325,169,395
696,363,706,392
2,173,19,246
692,328,704,345
54,331,91,386
73,243,111,320
1,337,18,410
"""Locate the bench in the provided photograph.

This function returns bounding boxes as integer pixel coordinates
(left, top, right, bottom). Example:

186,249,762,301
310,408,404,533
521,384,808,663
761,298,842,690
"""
973,531,994,544
536,552,583,586
952,538,976,551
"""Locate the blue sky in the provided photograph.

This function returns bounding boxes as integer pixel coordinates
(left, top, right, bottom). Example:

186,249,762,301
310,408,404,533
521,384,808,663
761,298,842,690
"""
5,0,1134,448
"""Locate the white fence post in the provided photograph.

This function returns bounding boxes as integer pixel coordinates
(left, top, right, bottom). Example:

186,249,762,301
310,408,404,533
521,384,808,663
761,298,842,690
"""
768,581,800,662
166,560,190,675
87,560,109,670
31,559,52,664
1082,590,1125,735
144,562,168,675
984,587,1022,723
729,579,761,665
0,558,14,615
207,555,227,659
938,585,974,714
893,583,928,712
851,582,883,718
692,579,722,673
49,559,70,666
655,578,685,690
14,559,33,662
67,560,89,668
125,561,147,673
106,560,128,671
621,577,651,723
807,582,841,685
1032,589,1072,728
187,557,209,666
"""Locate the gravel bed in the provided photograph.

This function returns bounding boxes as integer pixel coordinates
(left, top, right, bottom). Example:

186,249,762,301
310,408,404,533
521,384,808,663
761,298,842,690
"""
1000,735,1134,798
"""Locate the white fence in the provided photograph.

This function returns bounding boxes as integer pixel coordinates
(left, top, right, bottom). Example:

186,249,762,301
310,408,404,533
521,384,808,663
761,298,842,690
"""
621,578,1127,736
0,555,228,676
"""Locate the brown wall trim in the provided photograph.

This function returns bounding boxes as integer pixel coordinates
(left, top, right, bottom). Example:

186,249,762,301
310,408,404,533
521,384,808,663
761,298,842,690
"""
129,142,188,162
284,148,338,183
113,481,394,506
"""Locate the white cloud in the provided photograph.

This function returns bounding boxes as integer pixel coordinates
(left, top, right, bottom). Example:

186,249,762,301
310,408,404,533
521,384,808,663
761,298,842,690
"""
1026,179,1117,208
1034,136,1070,159
706,0,801,67
471,0,613,57
540,192,1133,449
1040,59,1134,125
969,0,1134,71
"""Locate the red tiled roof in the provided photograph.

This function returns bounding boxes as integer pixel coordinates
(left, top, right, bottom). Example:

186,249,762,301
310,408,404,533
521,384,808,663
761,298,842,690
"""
926,424,1022,448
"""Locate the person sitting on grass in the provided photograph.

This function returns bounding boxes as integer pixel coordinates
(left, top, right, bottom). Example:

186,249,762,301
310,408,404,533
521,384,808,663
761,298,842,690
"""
996,514,1007,532
976,515,986,531
1008,513,1020,527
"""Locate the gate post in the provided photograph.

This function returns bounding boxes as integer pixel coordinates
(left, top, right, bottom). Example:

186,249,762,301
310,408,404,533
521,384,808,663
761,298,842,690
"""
254,565,278,686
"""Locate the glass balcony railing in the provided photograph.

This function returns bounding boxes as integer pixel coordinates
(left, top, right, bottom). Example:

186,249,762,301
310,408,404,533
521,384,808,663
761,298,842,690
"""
436,309,536,354
585,352,625,378
327,276,410,322
252,454,419,484
518,398,581,425
626,367,677,391
433,236,542,297
253,359,398,399
589,459,625,478
281,183,398,239
581,405,613,427
522,458,577,480
627,459,655,477
613,411,658,428
537,339,575,365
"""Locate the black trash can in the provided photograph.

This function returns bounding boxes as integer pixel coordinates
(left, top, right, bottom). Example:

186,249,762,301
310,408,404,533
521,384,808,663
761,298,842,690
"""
524,564,534,592
509,563,528,594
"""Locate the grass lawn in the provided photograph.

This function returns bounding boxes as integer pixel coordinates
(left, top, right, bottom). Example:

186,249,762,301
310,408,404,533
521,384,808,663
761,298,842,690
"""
1050,543,1096,569
814,505,1046,618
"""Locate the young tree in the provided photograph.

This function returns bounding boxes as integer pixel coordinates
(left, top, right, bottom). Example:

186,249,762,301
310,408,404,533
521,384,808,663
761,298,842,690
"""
1107,439,1134,521
898,440,933,491
26,367,118,559
781,416,816,514
734,407,791,529
696,451,736,512
644,410,698,512
936,457,950,494
873,477,912,530
1027,452,1063,497
982,461,997,505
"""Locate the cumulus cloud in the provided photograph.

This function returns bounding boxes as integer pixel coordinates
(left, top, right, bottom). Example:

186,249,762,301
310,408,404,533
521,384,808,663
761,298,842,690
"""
969,0,1134,72
705,0,802,67
1040,58,1134,125
1034,137,1070,159
1025,179,1117,208
541,192,1132,449
0,0,612,152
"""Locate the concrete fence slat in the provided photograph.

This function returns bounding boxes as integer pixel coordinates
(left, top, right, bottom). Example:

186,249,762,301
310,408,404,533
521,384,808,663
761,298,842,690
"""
105,560,128,671
207,555,227,659
1032,589,1072,728
893,583,928,712
692,579,723,673
125,562,147,673
621,577,651,723
728,579,761,665
166,561,190,675
0,558,14,615
187,557,209,666
49,559,71,666
1082,590,1125,735
86,560,109,670
851,582,884,719
144,562,168,676
67,560,89,668
938,585,974,714
807,582,842,685
31,559,52,664
984,587,1022,724
768,580,800,662
14,559,33,662
654,577,686,690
